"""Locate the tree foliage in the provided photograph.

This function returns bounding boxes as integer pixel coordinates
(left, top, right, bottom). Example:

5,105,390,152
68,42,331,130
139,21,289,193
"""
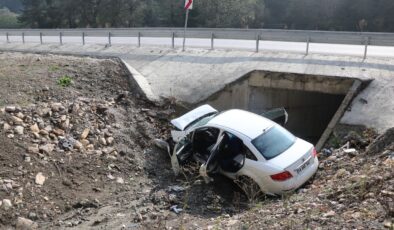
3,0,394,32
0,7,22,28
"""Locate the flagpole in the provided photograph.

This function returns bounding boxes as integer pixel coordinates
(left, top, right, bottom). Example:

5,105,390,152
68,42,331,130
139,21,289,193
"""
183,9,189,51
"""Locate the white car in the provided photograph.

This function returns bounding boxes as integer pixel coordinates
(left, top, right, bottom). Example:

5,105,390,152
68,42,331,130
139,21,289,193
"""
164,104,318,195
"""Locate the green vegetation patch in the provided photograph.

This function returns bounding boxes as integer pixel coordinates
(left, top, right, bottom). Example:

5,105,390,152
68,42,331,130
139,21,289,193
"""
57,75,73,87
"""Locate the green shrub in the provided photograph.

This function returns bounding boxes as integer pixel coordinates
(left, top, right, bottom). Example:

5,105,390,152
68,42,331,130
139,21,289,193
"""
0,8,22,28
57,75,72,87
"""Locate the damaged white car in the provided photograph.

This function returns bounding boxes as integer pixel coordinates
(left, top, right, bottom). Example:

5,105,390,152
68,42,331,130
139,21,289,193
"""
157,105,319,195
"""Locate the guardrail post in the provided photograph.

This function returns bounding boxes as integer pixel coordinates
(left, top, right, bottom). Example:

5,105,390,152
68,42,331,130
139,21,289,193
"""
22,32,25,44
211,33,215,50
82,32,85,45
256,34,260,52
40,32,43,44
59,32,63,45
363,37,369,59
306,37,310,55
172,32,175,49
138,32,141,47
6,32,9,43
108,32,112,46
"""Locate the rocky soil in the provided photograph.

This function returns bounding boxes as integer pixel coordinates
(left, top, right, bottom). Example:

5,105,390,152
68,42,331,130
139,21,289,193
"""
0,52,393,230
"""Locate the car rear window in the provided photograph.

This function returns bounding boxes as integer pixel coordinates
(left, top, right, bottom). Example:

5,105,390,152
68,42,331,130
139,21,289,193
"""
252,125,296,160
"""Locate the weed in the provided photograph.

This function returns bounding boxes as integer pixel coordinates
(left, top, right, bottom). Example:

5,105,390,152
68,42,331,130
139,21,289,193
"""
234,176,265,205
57,75,72,87
48,65,60,72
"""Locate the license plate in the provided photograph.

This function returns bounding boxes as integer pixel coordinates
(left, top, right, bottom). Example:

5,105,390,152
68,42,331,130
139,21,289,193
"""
296,158,311,174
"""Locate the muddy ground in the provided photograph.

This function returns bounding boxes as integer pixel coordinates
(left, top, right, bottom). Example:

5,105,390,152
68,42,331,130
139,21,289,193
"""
0,52,393,230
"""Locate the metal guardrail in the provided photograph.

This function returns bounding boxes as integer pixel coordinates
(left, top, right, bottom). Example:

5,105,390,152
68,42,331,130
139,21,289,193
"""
1,28,394,58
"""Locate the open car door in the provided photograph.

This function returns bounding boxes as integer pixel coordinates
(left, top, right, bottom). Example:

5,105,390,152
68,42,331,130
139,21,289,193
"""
199,133,225,183
171,135,193,176
261,107,288,126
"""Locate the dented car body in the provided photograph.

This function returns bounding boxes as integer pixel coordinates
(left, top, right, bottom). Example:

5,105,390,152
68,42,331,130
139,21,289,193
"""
169,105,318,195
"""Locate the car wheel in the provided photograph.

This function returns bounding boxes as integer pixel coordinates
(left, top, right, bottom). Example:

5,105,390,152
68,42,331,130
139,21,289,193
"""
234,175,265,204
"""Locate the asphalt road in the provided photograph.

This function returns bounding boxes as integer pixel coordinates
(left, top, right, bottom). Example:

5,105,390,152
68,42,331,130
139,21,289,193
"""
2,35,394,57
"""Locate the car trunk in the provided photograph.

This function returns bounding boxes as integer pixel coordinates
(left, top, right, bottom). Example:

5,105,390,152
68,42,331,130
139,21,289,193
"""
268,138,314,175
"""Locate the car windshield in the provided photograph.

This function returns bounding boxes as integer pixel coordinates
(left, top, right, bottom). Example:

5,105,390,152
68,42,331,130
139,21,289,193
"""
185,113,218,130
252,125,296,160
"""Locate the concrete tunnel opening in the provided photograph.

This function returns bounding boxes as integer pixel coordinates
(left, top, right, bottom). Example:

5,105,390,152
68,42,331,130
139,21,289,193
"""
201,70,369,150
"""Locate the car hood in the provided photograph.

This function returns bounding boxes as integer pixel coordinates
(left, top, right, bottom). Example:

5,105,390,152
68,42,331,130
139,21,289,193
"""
171,104,218,131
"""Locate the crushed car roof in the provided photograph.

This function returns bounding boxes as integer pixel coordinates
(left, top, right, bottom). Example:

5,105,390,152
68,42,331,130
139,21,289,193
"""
208,109,275,139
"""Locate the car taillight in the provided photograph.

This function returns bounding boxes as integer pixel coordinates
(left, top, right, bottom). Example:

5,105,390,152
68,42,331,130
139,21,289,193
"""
270,171,293,181
312,148,318,158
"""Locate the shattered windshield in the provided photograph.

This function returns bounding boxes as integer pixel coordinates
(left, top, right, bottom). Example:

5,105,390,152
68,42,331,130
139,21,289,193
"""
185,113,218,130
252,125,296,160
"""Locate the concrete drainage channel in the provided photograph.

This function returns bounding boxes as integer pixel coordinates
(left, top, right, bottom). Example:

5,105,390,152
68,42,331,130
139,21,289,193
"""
198,70,371,150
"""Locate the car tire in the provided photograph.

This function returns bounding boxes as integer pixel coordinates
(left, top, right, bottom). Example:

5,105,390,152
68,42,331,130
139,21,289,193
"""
234,175,264,203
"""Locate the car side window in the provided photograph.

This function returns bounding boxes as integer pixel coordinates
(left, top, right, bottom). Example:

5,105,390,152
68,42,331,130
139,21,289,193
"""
245,148,258,161
222,132,257,161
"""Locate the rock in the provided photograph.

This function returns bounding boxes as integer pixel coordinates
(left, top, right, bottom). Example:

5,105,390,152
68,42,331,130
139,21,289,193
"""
16,217,38,230
366,128,394,155
28,212,38,221
106,137,114,145
80,128,90,139
116,177,124,184
35,172,46,185
28,144,39,154
102,147,115,155
11,116,24,125
51,103,64,112
39,144,55,154
7,134,14,139
74,141,83,150
5,106,16,113
32,132,40,139
38,108,52,117
2,199,12,210
24,155,31,162
80,139,90,146
86,144,94,150
323,210,336,218
60,115,67,121
61,118,70,129
44,125,52,132
99,137,107,146
52,128,65,136
15,126,24,135
3,123,11,131
16,112,25,119
39,130,49,136
30,124,39,133
384,219,393,228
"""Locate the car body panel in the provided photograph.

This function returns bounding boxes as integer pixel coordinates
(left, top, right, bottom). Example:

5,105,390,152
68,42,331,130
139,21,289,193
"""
171,104,218,131
207,109,274,139
268,138,314,171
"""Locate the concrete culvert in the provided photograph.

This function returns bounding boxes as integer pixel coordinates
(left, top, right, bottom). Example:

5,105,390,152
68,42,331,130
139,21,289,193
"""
203,70,371,150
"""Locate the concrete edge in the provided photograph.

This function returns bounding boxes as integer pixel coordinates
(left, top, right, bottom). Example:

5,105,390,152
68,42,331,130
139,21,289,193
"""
119,60,160,102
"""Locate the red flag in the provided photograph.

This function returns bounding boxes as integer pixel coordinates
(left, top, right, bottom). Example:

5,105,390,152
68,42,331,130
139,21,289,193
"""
184,0,193,10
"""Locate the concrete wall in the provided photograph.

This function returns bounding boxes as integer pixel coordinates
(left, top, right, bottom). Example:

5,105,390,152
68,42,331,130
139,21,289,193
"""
207,71,351,144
